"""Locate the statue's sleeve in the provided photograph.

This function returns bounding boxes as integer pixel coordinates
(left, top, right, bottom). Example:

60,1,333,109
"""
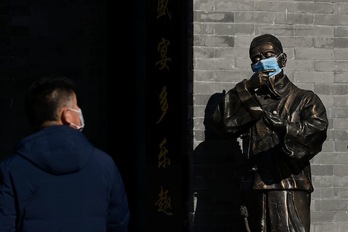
211,79,262,135
283,91,328,160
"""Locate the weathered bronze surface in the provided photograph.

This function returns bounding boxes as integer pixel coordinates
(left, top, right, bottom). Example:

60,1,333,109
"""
209,34,328,232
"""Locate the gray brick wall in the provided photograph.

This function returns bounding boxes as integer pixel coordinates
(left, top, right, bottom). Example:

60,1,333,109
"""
192,0,348,231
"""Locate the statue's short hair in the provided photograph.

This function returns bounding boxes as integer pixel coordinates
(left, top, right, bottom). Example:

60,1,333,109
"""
249,34,283,55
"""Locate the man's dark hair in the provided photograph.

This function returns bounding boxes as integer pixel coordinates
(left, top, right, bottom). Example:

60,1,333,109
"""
249,34,283,55
25,75,77,130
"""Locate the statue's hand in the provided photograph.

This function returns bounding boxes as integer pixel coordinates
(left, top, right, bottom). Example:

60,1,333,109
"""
262,110,286,134
246,69,275,92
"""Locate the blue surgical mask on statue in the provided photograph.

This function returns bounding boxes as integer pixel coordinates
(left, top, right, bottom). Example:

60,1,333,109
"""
251,55,282,77
68,108,85,132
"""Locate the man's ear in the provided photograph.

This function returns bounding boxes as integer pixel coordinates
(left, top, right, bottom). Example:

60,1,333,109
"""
61,108,72,125
279,53,287,68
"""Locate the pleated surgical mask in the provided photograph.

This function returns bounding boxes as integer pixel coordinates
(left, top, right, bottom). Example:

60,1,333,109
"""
68,108,85,131
251,55,282,77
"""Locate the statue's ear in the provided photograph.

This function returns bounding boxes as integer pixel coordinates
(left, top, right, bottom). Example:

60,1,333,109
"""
279,53,287,68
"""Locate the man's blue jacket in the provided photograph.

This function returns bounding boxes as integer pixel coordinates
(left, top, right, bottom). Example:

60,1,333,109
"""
0,125,130,232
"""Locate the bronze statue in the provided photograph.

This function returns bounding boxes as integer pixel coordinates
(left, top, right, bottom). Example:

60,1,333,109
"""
209,34,328,231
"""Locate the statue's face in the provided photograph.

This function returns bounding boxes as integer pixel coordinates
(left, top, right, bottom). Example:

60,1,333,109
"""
249,43,285,98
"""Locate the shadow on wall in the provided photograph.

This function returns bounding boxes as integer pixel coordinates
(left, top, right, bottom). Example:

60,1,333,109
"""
190,92,247,232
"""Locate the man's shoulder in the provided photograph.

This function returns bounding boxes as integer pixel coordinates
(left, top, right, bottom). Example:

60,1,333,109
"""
91,148,116,166
0,153,26,173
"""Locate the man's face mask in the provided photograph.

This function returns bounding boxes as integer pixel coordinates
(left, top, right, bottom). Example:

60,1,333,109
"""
251,55,282,77
68,108,85,131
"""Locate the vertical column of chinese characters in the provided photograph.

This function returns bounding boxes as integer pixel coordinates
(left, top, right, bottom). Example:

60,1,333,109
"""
153,0,173,217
